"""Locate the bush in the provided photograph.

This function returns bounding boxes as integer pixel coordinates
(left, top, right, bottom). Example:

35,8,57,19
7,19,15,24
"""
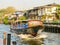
3,16,9,24
18,16,26,20
52,19,59,23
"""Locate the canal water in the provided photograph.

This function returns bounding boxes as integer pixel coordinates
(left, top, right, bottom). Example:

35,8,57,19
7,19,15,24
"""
0,24,60,45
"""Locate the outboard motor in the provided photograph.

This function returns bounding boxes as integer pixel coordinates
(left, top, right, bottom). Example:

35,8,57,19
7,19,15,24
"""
31,26,44,37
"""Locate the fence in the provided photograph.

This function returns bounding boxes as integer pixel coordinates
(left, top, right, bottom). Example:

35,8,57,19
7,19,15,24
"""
43,23,60,33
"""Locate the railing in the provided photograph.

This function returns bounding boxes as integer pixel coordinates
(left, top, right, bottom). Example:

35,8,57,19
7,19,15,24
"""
43,22,60,25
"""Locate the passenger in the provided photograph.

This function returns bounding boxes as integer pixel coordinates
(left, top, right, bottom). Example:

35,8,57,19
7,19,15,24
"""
31,32,37,37
23,30,27,34
15,23,17,27
13,23,15,28
17,22,20,29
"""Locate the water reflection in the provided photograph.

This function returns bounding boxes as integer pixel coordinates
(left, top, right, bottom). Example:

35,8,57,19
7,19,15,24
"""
20,38,44,45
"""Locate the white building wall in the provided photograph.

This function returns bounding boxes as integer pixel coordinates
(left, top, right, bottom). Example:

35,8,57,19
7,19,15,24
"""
38,8,45,16
45,8,51,15
51,7,56,13
45,7,57,15
38,6,57,16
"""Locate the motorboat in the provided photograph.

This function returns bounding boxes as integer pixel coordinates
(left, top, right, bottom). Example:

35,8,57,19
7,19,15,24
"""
10,20,44,36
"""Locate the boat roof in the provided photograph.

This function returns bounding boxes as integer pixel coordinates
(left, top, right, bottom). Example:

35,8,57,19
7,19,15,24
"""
15,20,28,22
14,20,43,23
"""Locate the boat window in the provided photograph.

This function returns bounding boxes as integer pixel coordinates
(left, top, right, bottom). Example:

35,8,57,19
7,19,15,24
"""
22,21,27,24
16,22,17,24
18,22,20,24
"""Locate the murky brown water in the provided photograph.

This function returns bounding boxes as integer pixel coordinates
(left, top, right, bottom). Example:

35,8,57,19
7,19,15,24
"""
0,24,60,45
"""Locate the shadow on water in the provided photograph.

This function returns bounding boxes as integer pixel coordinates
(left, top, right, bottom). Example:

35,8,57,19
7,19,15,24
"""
20,39,44,45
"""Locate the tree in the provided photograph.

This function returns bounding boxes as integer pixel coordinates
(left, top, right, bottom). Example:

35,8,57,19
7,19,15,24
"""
41,14,46,21
18,16,26,20
5,7,16,14
3,16,9,24
0,9,6,21
0,7,16,18
0,6,16,24
56,4,60,19
0,9,6,16
0,9,6,13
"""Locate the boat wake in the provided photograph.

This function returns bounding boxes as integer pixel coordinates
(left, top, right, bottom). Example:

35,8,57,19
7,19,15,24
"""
18,33,48,41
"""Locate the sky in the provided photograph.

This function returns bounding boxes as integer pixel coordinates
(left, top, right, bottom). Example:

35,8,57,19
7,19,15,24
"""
0,0,60,11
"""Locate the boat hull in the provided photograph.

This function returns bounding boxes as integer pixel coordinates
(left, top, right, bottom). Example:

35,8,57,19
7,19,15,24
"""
10,20,44,36
10,25,44,36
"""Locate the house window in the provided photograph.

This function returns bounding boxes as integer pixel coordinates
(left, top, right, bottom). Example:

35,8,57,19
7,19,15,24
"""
38,10,41,16
41,8,44,15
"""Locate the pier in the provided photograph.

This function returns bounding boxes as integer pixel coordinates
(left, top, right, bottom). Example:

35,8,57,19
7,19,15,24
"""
43,23,60,33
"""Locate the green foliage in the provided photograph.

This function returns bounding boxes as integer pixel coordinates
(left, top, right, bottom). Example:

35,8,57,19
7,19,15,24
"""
57,5,60,8
3,16,9,24
0,9,6,13
5,7,15,14
56,4,60,19
0,9,5,18
0,6,15,16
41,14,46,21
11,17,16,21
52,18,59,23
18,16,26,20
0,6,16,24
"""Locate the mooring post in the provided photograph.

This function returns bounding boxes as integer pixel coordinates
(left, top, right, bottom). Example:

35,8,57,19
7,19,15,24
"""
54,27,55,33
7,34,11,45
57,27,58,33
12,41,16,45
3,32,6,45
51,26,52,32
50,26,52,32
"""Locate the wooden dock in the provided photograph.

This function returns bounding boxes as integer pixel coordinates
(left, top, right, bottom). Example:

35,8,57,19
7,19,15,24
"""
43,23,60,33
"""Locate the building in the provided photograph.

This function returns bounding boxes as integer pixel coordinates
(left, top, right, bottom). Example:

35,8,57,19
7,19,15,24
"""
24,8,39,20
24,3,59,22
37,3,58,16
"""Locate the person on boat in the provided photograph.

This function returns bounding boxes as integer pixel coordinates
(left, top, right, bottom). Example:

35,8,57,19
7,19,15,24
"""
31,32,37,36
31,26,40,36
17,22,20,29
23,29,27,34
13,23,15,28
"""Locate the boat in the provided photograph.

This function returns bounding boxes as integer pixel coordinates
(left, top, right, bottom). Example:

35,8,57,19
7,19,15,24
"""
10,20,44,36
